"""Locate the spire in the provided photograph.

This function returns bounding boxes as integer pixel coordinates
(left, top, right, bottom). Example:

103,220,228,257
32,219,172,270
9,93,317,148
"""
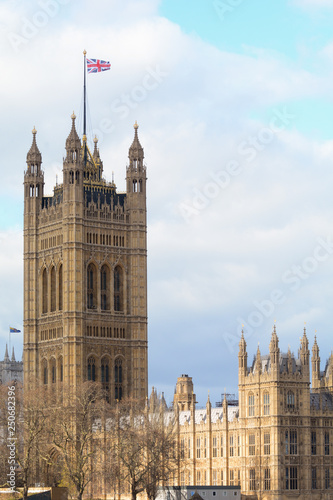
269,323,280,367
129,121,143,159
4,343,9,362
312,335,319,357
11,347,16,362
93,136,100,159
27,127,42,165
65,112,81,157
255,343,261,375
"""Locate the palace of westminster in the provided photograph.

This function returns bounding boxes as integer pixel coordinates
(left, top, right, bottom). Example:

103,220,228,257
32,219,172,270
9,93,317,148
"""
4,109,331,499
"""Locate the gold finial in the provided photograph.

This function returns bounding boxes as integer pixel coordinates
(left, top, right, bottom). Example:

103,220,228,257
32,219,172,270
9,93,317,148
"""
82,134,87,143
83,49,87,56
134,120,139,130
32,126,37,135
93,135,98,144
71,111,76,120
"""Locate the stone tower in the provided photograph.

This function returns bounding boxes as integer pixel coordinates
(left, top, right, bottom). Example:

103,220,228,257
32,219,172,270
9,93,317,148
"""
23,116,148,402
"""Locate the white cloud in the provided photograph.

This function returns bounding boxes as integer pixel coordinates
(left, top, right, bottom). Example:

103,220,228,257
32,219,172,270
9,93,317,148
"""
1,0,333,405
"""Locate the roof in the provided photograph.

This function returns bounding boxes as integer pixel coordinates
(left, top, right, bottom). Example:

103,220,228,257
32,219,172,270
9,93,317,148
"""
174,406,239,426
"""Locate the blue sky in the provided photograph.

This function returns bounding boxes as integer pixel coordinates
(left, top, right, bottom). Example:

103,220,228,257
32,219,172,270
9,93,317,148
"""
1,0,333,405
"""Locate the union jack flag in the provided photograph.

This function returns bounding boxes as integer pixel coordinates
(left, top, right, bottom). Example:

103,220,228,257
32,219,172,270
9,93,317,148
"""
86,58,111,74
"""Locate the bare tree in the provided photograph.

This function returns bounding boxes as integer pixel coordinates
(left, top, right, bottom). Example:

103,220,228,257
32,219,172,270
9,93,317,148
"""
104,397,178,500
48,382,104,500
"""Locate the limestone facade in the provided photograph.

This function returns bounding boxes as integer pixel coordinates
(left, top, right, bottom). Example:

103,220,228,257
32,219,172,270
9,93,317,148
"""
23,117,148,402
171,328,333,499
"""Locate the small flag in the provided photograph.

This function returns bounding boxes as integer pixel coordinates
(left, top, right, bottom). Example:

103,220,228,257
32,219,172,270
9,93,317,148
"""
87,58,111,74
10,327,21,333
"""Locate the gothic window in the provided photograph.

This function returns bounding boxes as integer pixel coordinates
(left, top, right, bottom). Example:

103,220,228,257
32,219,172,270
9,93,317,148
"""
249,469,255,490
58,356,63,382
248,393,255,416
115,358,123,400
286,391,295,410
286,467,298,490
51,359,56,384
42,360,48,385
285,429,297,455
312,467,317,489
213,437,217,457
229,435,234,457
69,170,74,184
42,268,47,314
325,468,330,489
220,436,223,457
264,433,270,455
229,470,234,486
58,264,63,311
88,356,96,381
114,266,123,312
196,438,201,458
50,266,56,312
180,438,185,459
101,357,110,402
263,392,270,415
311,431,316,455
249,434,255,455
264,469,271,490
87,263,97,309
101,265,110,311
325,432,330,455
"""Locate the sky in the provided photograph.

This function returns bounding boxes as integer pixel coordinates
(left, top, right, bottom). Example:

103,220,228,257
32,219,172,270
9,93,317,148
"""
1,0,333,406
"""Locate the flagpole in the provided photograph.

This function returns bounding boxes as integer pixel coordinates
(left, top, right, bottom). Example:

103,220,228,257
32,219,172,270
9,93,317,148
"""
83,49,87,137
83,50,87,168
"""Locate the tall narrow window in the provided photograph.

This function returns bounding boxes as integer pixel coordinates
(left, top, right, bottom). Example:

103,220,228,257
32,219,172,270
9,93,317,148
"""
115,358,123,400
42,268,47,313
263,392,270,415
286,467,298,490
249,469,255,490
87,263,97,309
311,431,316,455
312,467,317,489
264,469,270,490
114,266,123,312
88,356,96,381
249,434,255,455
101,357,110,402
196,438,201,459
325,468,330,489
50,266,56,312
58,264,63,310
101,265,110,311
248,393,255,416
58,356,63,382
43,361,48,385
264,433,270,455
287,391,295,410
325,432,330,456
229,435,234,457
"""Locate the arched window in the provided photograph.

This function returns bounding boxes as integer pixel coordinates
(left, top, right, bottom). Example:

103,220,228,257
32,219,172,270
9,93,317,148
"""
50,359,56,384
88,357,96,381
263,392,270,415
101,265,110,311
115,358,123,401
58,264,63,311
248,393,255,417
50,266,56,312
87,263,97,309
114,266,123,312
58,356,63,383
42,268,48,314
101,357,110,402
42,360,48,385
287,391,295,410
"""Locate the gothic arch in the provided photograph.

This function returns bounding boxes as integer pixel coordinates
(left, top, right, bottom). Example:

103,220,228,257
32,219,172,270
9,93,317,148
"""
41,267,48,314
58,264,63,311
114,356,124,401
87,355,97,381
100,263,111,311
87,262,98,310
50,265,56,312
114,264,124,312
42,358,48,385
